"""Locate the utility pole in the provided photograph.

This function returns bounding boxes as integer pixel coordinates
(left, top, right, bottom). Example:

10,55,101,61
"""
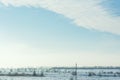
75,63,77,80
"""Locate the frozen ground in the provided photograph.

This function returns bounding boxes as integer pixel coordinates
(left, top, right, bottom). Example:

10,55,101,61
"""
0,76,120,80
0,68,120,80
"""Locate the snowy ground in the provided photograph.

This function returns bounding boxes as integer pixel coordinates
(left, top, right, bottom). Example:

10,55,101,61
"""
0,68,120,80
0,76,120,80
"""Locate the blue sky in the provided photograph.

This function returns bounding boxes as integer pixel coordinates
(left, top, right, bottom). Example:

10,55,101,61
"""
0,0,120,67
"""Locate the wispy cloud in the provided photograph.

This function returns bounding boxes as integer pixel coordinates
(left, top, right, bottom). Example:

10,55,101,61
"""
0,0,120,34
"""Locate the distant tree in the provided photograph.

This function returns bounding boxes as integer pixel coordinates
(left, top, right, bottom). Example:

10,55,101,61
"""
72,71,77,76
39,71,44,77
88,72,96,76
33,70,37,76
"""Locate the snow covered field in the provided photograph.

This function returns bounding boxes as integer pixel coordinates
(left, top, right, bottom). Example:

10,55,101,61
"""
0,68,120,80
0,75,120,80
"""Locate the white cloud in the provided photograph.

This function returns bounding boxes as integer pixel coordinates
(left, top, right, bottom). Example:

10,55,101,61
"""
0,0,120,34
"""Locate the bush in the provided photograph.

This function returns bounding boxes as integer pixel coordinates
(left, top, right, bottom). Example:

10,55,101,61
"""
88,72,96,76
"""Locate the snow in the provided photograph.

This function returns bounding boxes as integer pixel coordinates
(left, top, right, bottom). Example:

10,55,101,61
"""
0,68,120,80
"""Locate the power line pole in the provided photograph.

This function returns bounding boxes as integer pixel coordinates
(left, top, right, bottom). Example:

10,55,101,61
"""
75,63,77,80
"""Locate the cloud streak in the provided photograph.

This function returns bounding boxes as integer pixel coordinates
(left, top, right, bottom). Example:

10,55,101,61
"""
0,0,120,34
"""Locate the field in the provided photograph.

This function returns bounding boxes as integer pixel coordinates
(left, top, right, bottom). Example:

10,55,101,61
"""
0,67,120,80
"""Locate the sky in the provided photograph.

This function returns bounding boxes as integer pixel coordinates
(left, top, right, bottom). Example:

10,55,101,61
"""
0,0,120,68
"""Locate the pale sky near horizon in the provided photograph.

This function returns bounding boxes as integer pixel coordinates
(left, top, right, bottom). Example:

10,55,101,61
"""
0,0,120,68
